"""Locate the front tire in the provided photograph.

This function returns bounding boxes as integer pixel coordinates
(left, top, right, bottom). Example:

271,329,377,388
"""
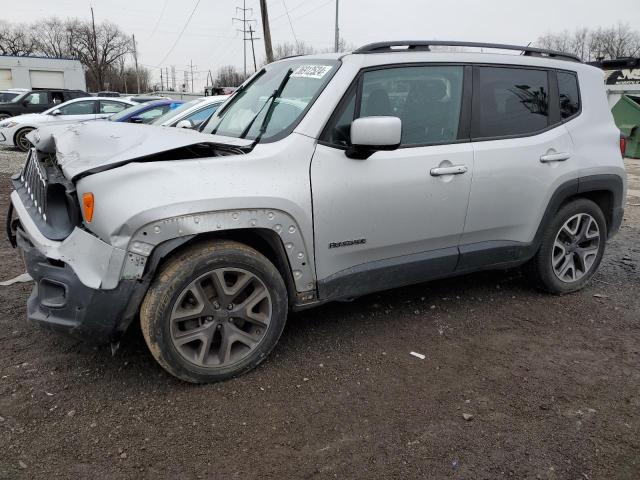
14,127,34,152
140,240,288,383
527,198,607,294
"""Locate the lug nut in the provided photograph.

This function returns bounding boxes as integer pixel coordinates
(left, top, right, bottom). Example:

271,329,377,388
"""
228,318,234,323
227,303,233,310
213,301,220,310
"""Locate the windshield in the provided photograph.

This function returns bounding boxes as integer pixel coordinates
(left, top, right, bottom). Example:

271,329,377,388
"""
201,59,339,142
151,98,202,125
0,92,20,103
11,92,28,103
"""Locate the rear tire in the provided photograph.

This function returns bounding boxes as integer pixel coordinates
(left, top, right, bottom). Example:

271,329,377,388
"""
527,198,607,294
140,240,288,383
14,127,34,152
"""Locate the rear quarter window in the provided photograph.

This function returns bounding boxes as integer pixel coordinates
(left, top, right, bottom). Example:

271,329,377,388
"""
557,71,580,120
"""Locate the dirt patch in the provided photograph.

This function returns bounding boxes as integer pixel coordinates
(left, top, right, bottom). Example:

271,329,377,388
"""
0,157,638,479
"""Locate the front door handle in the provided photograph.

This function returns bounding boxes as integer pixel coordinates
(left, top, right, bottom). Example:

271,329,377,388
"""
430,165,468,176
540,152,571,163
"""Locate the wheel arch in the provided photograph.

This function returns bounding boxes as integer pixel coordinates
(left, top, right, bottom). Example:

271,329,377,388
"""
535,174,624,247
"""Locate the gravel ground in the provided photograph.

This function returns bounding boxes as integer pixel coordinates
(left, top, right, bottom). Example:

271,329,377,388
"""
0,146,24,175
0,146,639,479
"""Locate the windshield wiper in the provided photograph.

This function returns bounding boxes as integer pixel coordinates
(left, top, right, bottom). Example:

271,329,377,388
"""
246,68,293,149
211,68,265,135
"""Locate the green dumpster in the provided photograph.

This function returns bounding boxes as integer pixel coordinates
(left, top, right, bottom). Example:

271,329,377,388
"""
612,94,640,158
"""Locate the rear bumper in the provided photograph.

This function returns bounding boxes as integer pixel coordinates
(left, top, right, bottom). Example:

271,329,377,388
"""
19,230,137,342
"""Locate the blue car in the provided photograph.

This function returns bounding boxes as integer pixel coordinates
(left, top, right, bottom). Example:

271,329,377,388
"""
108,99,184,124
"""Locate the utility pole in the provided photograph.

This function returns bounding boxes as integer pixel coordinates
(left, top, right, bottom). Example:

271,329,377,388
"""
187,60,196,93
160,68,164,90
259,0,273,63
90,7,99,89
334,0,340,52
166,67,169,90
132,34,141,93
233,1,256,78
171,66,176,91
248,25,260,72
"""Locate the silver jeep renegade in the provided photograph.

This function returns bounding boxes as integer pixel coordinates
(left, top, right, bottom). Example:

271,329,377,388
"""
7,41,627,382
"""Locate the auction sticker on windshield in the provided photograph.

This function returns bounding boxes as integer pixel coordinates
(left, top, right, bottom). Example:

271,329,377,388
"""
291,65,333,79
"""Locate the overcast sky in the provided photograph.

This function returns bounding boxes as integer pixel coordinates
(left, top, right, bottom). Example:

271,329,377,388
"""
6,0,640,91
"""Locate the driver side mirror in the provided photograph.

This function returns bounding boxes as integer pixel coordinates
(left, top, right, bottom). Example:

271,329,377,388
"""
346,116,402,159
22,100,29,107
51,109,62,116
130,116,144,124
175,119,193,129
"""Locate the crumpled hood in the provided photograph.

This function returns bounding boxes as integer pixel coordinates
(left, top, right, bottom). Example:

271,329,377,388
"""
27,121,253,180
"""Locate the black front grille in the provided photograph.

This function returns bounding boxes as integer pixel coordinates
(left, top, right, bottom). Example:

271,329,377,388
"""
12,149,80,241
20,149,48,221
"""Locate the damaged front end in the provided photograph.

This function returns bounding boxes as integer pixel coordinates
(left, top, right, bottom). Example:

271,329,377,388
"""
8,121,253,343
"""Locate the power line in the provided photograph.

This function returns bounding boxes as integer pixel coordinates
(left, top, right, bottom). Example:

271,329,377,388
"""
148,0,169,39
281,0,299,48
153,0,202,68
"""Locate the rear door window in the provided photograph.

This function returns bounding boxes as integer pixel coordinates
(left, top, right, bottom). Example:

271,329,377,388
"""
100,100,128,114
58,100,95,115
472,67,549,138
557,71,580,120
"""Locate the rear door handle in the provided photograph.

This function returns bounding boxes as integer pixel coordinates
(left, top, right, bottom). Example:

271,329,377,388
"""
540,152,571,163
430,165,468,176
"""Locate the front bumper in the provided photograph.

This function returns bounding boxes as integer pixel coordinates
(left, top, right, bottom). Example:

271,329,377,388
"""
0,127,14,146
9,190,139,343
18,229,137,342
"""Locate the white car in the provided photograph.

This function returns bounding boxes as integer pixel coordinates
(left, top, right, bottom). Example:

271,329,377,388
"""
0,96,135,151
151,95,229,129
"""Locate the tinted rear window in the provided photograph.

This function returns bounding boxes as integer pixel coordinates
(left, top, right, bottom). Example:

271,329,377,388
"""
557,71,580,120
473,67,549,138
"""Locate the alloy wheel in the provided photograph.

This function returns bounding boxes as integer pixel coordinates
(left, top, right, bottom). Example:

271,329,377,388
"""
551,213,600,283
169,267,272,368
16,129,33,151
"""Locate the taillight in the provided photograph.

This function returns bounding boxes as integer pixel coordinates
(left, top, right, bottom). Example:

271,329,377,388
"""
620,134,626,157
82,192,94,223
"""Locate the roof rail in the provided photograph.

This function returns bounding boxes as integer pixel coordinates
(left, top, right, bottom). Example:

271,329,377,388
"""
353,40,582,63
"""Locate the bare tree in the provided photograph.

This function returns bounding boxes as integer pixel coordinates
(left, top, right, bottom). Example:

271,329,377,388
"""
0,21,37,55
31,18,73,58
70,20,131,90
273,41,317,60
214,65,249,87
537,23,640,61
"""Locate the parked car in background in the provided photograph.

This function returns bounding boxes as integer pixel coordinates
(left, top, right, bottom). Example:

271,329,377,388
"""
151,95,229,129
0,89,90,120
123,95,167,104
106,99,183,124
96,91,120,97
0,96,135,151
0,88,29,103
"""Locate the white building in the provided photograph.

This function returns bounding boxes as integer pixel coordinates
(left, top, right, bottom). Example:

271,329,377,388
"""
0,55,86,91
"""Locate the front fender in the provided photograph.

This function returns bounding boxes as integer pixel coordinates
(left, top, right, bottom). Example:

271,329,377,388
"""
122,208,315,293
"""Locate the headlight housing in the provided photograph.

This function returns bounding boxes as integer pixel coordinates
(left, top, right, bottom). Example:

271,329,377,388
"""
0,121,18,128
